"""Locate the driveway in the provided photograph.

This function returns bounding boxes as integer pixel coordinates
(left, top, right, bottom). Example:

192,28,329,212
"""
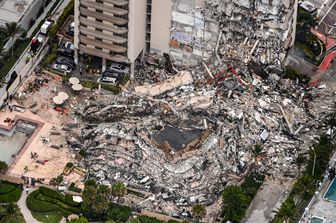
17,187,40,223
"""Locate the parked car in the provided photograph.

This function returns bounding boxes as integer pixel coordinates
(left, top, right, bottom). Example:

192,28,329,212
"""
64,41,74,50
97,76,118,85
57,48,74,58
56,57,76,69
107,62,129,74
66,26,74,36
53,64,72,74
102,70,123,78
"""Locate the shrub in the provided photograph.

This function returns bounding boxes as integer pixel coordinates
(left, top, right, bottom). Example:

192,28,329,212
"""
0,181,22,202
48,0,74,40
107,203,132,222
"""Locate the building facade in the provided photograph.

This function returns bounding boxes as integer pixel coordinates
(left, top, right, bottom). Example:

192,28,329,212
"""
74,0,298,73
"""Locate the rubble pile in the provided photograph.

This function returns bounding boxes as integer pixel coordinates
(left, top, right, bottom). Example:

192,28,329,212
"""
67,57,335,213
205,0,296,72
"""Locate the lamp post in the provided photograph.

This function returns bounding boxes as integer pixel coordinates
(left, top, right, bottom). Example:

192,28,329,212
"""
312,147,316,176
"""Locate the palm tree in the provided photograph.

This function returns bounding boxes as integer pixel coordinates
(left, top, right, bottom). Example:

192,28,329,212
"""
295,154,306,177
111,181,127,202
273,198,297,223
252,144,264,165
191,203,206,222
4,22,22,57
0,161,7,174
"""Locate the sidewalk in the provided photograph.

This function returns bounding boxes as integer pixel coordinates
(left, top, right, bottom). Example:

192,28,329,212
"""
17,187,40,223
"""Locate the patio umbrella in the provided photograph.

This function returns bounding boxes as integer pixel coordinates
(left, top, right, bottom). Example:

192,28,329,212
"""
58,92,69,101
69,77,80,85
72,84,83,91
52,96,64,105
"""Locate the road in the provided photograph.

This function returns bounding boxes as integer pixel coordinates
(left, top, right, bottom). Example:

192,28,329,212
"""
317,0,336,35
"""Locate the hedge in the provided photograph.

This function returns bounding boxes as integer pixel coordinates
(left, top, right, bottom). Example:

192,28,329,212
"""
26,188,81,217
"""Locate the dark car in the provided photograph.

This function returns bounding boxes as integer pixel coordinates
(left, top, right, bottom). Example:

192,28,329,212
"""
57,48,74,58
56,57,76,69
102,70,122,78
66,26,74,36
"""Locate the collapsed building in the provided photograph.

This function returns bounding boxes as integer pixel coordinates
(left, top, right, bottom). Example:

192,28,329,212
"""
205,0,298,72
66,52,335,218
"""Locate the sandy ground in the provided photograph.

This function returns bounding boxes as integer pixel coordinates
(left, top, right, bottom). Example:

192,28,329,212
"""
0,73,85,183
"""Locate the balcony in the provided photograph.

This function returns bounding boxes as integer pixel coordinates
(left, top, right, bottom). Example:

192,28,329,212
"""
79,17,128,34
80,7,128,25
79,35,127,53
79,26,128,44
81,0,128,16
79,44,129,63
104,0,129,6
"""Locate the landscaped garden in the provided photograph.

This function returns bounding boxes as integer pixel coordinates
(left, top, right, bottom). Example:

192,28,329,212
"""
0,181,22,203
26,186,81,222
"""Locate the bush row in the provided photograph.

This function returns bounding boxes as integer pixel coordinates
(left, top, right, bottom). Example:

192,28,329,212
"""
26,188,81,217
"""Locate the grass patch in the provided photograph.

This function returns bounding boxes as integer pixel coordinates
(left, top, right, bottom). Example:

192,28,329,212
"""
0,181,22,202
82,80,121,94
31,211,63,223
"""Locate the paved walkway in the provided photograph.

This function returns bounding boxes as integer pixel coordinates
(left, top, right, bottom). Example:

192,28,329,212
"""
17,187,40,223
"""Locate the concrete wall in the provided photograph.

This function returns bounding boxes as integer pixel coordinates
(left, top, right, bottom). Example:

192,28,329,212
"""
150,0,172,54
127,0,146,63
19,0,45,30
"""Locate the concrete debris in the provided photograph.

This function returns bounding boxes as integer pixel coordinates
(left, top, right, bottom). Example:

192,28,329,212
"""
65,53,335,217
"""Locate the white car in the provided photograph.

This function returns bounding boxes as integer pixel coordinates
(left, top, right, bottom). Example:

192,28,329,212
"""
64,41,74,50
97,76,117,85
107,62,129,74
53,64,72,74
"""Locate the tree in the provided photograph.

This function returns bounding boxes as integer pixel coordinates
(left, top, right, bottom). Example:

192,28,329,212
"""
82,180,110,221
222,185,249,222
273,198,297,223
191,203,206,222
252,144,264,165
295,154,306,177
0,161,8,173
111,181,126,202
69,216,89,223
6,202,19,215
4,22,22,57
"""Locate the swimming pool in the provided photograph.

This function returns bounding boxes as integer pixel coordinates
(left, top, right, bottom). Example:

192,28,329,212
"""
324,178,336,203
310,216,325,223
0,121,36,165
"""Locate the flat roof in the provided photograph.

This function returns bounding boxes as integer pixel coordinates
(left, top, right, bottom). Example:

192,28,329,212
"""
0,0,35,27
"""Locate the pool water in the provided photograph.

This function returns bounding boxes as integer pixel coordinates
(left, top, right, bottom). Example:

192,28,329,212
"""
310,216,324,223
0,121,36,165
0,131,29,164
324,178,336,202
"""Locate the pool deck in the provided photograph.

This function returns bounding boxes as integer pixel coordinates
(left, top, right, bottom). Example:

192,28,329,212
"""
0,102,74,183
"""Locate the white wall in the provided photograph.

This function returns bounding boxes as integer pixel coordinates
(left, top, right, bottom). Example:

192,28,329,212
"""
127,0,146,63
150,0,172,54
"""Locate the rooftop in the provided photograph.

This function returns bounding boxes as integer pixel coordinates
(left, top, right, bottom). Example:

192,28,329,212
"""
0,0,35,28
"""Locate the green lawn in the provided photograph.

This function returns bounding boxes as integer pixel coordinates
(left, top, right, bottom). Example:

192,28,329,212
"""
32,211,63,223
0,205,25,223
0,181,22,203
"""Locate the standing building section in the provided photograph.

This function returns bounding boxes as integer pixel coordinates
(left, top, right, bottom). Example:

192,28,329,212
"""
74,0,298,72
74,0,146,72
